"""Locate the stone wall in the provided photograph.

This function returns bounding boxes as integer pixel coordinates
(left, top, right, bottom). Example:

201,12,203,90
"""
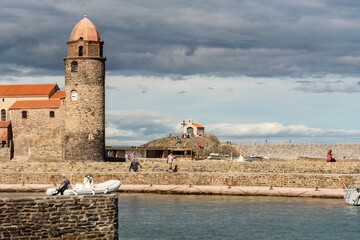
64,57,105,162
0,171,358,189
0,194,118,239
10,107,64,161
0,144,11,162
1,160,359,189
239,144,360,160
2,160,359,175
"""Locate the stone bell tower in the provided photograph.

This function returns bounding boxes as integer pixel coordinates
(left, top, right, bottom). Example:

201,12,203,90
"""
63,15,106,161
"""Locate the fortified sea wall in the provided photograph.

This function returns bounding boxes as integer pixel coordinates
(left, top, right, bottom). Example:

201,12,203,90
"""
0,194,118,239
239,144,360,160
1,160,360,189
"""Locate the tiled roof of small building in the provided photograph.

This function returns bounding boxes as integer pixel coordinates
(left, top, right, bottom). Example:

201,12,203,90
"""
0,84,59,97
193,123,204,128
50,90,66,99
0,121,10,128
9,99,61,109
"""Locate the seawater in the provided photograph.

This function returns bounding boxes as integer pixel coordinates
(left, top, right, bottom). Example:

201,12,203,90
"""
1,193,359,239
118,193,360,240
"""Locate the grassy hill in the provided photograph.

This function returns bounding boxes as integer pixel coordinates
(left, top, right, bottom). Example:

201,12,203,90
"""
142,134,240,158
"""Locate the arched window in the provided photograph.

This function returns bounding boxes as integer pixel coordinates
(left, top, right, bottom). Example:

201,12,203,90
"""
1,109,6,121
78,46,83,56
187,127,194,134
71,61,78,72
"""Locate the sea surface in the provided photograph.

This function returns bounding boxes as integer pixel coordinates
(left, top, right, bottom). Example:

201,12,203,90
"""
118,193,360,240
1,193,359,239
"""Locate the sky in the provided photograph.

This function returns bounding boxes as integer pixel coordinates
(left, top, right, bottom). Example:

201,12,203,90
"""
1,0,360,146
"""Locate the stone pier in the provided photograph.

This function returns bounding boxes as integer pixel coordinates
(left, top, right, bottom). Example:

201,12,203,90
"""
0,194,118,239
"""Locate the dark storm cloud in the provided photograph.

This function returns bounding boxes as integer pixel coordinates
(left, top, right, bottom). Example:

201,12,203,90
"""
294,80,360,93
2,0,360,79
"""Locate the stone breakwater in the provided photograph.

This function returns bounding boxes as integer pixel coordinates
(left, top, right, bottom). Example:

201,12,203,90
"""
0,160,359,189
239,144,360,160
0,194,118,239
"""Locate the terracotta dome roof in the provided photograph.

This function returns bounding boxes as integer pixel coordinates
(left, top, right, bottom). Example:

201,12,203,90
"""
70,16,100,41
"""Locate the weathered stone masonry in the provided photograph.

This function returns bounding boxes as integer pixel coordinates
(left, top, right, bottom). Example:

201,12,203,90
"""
239,144,360,160
0,194,118,240
11,107,64,161
1,160,360,189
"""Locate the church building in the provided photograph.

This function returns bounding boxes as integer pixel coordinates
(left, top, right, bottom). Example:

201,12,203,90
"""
182,119,205,136
0,16,106,162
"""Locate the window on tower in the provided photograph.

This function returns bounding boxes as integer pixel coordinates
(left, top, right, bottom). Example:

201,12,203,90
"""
71,61,78,72
22,111,27,119
1,109,6,121
79,46,83,56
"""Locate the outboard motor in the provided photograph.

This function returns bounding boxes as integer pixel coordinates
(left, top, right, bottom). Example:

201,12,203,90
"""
52,178,71,195
57,179,70,195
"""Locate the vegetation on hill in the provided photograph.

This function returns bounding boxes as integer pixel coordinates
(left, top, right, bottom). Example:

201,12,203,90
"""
142,134,240,158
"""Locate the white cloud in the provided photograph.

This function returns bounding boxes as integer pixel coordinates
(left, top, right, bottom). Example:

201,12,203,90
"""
207,122,360,138
105,127,137,138
105,109,180,145
104,108,360,146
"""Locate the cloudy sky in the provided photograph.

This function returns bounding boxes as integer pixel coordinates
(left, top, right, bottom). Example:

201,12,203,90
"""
1,0,360,145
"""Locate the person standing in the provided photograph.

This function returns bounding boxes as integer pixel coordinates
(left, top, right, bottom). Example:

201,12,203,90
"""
167,152,175,170
128,150,138,172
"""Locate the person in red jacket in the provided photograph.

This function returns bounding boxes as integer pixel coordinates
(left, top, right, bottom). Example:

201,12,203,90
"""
327,150,336,162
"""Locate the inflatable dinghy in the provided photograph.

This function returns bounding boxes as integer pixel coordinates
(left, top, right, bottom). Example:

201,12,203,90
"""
344,186,360,206
46,178,121,196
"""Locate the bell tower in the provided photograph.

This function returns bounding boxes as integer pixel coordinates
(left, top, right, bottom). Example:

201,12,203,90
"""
63,15,106,161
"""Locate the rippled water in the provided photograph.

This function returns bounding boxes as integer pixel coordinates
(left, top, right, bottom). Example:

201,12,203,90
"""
118,193,360,240
1,192,358,239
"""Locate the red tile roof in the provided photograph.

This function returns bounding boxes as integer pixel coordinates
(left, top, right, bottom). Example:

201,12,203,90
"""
50,90,66,99
0,121,10,128
0,84,59,97
9,100,61,109
193,123,204,128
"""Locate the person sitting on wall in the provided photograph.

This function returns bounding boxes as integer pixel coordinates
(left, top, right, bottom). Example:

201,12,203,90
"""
327,150,336,162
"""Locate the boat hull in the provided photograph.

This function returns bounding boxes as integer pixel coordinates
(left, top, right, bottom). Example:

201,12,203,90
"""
344,189,360,206
46,180,121,196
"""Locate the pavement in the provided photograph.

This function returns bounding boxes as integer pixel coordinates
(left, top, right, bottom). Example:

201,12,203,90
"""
0,184,345,198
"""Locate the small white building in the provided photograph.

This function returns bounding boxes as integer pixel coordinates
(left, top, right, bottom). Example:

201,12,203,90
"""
182,119,205,136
